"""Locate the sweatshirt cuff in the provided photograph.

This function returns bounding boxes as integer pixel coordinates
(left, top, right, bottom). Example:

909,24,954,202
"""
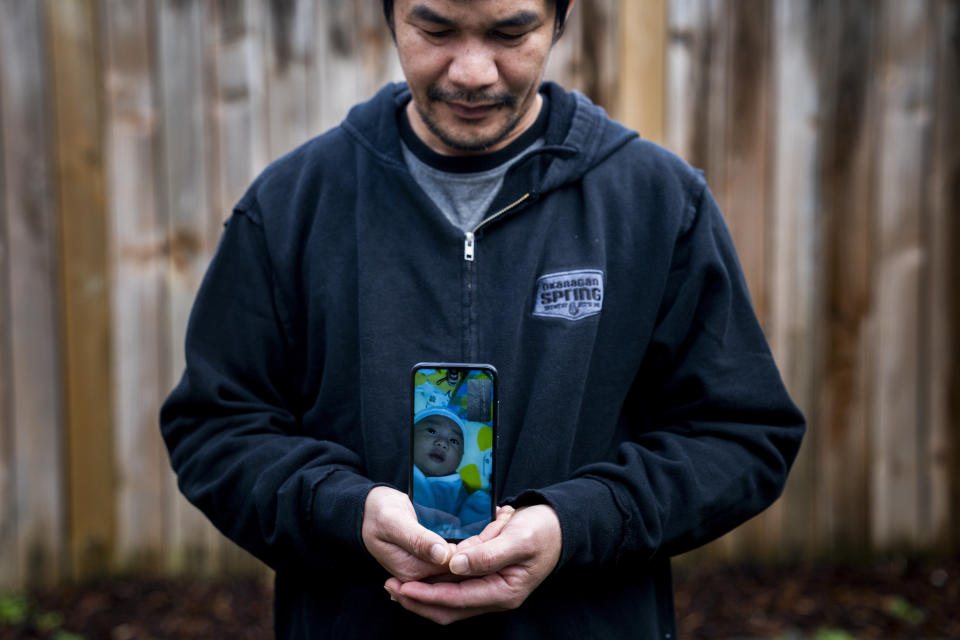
307,467,378,554
510,476,624,570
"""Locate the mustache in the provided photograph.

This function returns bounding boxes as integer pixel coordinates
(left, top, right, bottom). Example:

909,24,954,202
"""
427,86,516,108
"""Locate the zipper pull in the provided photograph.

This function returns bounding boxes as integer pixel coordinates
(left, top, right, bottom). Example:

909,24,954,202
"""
464,231,475,261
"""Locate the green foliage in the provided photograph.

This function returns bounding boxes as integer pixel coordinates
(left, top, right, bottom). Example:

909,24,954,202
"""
811,629,857,640
0,594,29,625
35,610,65,632
885,596,926,625
0,592,84,639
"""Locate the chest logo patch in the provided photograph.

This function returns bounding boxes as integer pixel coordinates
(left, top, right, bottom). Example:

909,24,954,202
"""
532,269,604,321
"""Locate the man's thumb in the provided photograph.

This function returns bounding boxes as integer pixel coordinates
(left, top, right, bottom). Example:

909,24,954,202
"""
408,527,451,565
448,534,513,576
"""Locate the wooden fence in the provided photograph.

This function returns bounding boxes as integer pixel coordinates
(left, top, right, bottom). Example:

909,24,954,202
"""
0,0,957,588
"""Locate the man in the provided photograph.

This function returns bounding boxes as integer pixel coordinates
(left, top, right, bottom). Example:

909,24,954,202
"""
160,0,805,637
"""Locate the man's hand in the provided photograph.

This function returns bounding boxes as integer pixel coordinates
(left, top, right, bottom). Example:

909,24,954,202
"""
383,504,562,625
361,486,455,582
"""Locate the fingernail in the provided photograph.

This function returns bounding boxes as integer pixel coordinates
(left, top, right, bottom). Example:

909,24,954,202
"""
450,554,469,575
384,585,397,602
430,543,448,564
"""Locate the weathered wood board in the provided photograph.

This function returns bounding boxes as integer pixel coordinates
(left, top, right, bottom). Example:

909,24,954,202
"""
926,0,960,550
46,0,116,579
870,0,936,549
102,0,169,572
155,0,219,573
0,0,66,588
769,0,821,557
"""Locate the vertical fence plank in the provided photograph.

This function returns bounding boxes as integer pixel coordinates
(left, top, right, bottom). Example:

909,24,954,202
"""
544,0,585,92
315,0,363,132
703,0,776,557
721,0,772,326
726,0,781,557
769,0,822,557
665,0,710,164
616,0,666,143
0,64,10,588
0,118,9,588
813,0,880,555
46,0,115,580
870,0,936,549
312,1,403,136
207,0,268,219
665,0,735,563
202,0,270,574
703,0,728,191
928,0,960,550
575,0,620,110
0,0,65,587
102,0,169,572
354,2,405,103
265,0,314,158
156,0,219,573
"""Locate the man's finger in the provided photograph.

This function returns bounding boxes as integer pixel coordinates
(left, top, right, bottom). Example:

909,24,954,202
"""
387,524,453,566
415,530,453,564
394,569,532,614
455,505,515,551
397,573,504,606
449,505,561,576
362,487,457,582
384,576,404,598
482,505,516,539
386,579,494,626
374,502,452,565
448,532,528,576
393,599,471,626
496,505,516,518
386,577,478,625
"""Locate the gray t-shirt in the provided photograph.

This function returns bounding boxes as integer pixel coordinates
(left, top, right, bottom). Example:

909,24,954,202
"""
398,96,550,232
401,139,544,232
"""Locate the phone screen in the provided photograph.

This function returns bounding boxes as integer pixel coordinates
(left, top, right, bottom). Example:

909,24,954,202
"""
410,363,497,541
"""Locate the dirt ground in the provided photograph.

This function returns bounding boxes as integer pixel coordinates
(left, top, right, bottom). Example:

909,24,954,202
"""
673,557,960,639
1,557,957,639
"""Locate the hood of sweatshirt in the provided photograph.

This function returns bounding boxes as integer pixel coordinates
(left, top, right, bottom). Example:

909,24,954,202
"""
339,81,639,199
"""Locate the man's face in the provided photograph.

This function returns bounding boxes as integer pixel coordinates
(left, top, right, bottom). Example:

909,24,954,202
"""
393,0,557,156
414,415,465,477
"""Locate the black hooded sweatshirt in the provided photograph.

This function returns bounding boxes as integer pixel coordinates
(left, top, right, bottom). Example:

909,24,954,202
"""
160,82,805,639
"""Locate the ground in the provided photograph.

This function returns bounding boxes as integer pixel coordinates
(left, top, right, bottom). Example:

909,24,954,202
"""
673,557,959,639
1,557,957,639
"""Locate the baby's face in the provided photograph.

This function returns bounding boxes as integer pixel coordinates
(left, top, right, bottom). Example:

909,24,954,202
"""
414,415,464,477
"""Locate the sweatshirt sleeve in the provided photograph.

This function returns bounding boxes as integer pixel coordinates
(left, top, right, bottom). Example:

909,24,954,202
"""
512,184,805,570
159,209,375,573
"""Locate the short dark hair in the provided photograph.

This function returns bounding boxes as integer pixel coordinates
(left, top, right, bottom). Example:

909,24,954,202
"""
381,0,571,42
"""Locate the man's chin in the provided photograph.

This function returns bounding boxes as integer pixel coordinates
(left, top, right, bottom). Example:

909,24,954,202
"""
434,128,515,154
424,113,520,153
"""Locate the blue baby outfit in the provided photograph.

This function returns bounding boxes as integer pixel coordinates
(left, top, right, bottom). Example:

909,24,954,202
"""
412,466,492,539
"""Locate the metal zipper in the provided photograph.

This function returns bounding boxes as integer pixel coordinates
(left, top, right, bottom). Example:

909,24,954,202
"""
463,193,532,262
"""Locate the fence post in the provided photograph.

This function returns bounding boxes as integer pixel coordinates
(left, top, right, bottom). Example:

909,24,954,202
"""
46,0,116,579
0,0,66,588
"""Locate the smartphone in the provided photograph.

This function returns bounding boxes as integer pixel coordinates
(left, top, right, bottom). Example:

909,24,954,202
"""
410,362,497,541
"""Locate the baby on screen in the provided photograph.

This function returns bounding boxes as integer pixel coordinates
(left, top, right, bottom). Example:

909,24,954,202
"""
411,408,491,539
